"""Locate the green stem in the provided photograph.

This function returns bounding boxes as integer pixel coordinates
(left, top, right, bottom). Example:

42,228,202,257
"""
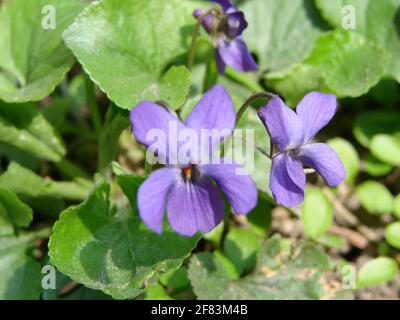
27,226,53,241
98,104,129,177
60,79,87,128
84,76,102,136
187,8,221,71
56,158,91,179
235,92,276,125
48,180,92,201
225,67,264,92
145,158,152,176
203,58,219,92
59,123,96,139
221,91,275,158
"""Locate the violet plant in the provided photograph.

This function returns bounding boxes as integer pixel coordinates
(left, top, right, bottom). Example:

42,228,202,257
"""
258,92,346,207
130,85,257,236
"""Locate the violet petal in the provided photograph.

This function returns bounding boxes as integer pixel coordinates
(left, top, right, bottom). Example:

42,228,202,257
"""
166,177,224,236
201,161,257,215
130,101,187,164
185,85,235,157
257,96,304,151
193,9,216,33
299,143,346,187
270,153,305,207
217,38,258,73
296,92,337,143
211,0,234,11
137,168,180,234
224,12,248,38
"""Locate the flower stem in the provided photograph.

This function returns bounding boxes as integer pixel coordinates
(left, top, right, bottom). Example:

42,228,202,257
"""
84,75,102,136
144,158,152,176
30,226,53,240
235,92,275,125
56,158,91,179
187,8,220,71
225,68,264,92
203,58,219,92
235,92,276,159
98,103,130,177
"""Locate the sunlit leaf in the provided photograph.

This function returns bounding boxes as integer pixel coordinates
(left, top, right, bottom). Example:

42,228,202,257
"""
268,30,388,104
0,0,85,102
0,101,65,161
0,188,33,236
356,181,393,215
384,222,400,249
301,188,333,239
240,0,324,73
189,235,349,299
49,181,200,299
370,134,400,167
63,0,196,110
357,257,398,288
315,0,400,83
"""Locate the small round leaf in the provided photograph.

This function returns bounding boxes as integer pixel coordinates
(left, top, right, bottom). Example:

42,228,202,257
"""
385,222,400,249
356,181,393,215
301,188,333,239
364,154,392,177
393,194,400,219
370,134,400,167
357,257,398,288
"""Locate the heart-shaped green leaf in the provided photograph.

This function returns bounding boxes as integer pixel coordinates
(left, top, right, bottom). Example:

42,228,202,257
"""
315,0,400,83
49,181,200,299
0,188,33,236
0,231,44,299
63,0,196,110
189,235,350,300
239,0,324,73
0,101,65,161
0,0,85,102
268,30,388,104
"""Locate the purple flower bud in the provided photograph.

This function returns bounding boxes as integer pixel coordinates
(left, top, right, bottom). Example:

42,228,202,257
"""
223,12,248,38
193,0,258,74
193,8,217,33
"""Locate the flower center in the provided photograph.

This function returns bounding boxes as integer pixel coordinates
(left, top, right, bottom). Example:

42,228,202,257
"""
182,165,194,181
287,148,301,159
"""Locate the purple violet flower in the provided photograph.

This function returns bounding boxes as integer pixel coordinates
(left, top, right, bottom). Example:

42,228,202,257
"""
194,0,258,74
130,85,257,236
257,92,346,208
